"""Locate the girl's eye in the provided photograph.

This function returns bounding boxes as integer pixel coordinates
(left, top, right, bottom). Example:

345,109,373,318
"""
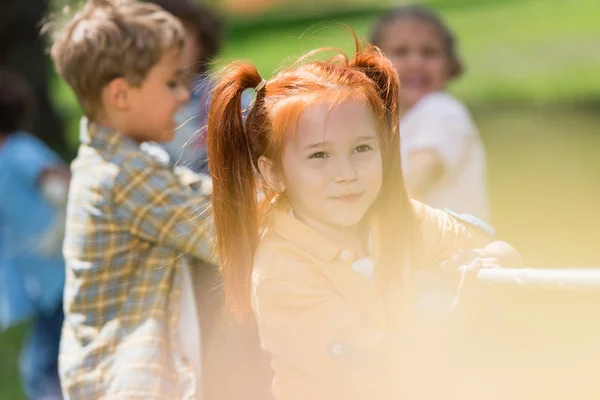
392,46,408,58
422,46,442,59
167,80,179,89
354,144,372,153
309,151,329,159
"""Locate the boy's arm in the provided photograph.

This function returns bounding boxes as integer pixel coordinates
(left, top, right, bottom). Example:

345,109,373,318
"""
115,164,215,262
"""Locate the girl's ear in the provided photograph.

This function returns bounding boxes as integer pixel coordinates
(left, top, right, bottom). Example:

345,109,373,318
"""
258,155,286,193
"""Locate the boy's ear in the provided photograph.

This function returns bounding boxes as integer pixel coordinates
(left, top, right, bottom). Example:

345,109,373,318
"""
102,77,131,111
258,156,285,193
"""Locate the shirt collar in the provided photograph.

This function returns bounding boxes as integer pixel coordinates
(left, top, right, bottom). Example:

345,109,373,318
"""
270,209,342,262
79,117,172,166
79,117,139,154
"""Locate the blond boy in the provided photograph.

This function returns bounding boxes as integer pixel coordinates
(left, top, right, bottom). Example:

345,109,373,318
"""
47,0,213,398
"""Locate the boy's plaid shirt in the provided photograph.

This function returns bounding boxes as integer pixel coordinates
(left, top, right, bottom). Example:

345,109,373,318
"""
60,119,214,399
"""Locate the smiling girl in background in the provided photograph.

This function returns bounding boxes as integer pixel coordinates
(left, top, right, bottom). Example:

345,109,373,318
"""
371,6,491,223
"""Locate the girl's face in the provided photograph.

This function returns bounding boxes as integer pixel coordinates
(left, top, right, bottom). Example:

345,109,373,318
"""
377,18,451,111
266,100,383,233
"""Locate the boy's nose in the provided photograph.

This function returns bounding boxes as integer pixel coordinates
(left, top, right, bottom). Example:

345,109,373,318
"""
179,86,190,103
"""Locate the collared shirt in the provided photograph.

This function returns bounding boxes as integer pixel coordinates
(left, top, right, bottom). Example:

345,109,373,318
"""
60,119,214,399
251,200,491,400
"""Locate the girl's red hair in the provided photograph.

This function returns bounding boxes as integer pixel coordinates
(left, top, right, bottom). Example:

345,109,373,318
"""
208,36,417,318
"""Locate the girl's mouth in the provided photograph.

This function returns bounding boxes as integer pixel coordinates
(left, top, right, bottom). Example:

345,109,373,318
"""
331,192,364,202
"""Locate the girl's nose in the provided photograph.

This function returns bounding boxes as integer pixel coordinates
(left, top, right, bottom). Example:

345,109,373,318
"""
406,51,425,68
333,157,358,183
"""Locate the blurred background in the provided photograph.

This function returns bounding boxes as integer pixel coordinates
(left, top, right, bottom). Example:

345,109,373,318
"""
1,0,599,397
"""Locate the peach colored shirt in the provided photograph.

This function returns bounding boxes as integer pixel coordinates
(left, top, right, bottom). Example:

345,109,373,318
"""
251,200,491,400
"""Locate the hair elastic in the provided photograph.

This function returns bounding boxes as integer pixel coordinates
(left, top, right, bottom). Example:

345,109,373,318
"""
255,79,267,92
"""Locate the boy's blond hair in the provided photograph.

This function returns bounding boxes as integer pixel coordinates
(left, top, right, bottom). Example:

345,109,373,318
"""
47,0,185,119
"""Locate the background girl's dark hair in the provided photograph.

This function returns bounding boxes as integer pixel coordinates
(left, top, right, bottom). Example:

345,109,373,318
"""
0,69,35,135
146,0,223,75
208,35,417,320
370,5,464,79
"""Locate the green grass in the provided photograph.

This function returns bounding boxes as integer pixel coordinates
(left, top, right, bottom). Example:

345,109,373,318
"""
0,325,28,400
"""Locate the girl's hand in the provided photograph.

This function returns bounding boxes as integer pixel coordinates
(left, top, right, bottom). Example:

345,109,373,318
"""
482,241,525,268
452,256,501,310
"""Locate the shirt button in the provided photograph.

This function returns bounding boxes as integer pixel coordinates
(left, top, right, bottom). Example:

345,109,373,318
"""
331,344,342,356
340,250,351,260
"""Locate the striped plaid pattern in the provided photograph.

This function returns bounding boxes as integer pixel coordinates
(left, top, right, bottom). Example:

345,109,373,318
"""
60,119,213,399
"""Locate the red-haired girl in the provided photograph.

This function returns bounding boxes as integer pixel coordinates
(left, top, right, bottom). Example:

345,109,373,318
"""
207,39,518,400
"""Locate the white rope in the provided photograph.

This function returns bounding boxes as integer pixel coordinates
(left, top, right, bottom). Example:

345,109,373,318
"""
473,267,600,290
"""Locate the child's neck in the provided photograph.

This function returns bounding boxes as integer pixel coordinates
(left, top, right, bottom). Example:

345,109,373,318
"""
92,115,120,135
92,117,143,144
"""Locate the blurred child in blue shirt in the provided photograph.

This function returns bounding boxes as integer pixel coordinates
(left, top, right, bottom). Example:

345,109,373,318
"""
0,69,69,400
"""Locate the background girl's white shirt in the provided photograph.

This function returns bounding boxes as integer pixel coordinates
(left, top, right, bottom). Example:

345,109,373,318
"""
400,91,491,223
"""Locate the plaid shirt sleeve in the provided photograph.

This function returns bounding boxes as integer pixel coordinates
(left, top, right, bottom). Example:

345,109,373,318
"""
114,157,215,262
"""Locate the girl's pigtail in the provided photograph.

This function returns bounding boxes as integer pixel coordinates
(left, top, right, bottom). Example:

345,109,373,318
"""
207,62,264,316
